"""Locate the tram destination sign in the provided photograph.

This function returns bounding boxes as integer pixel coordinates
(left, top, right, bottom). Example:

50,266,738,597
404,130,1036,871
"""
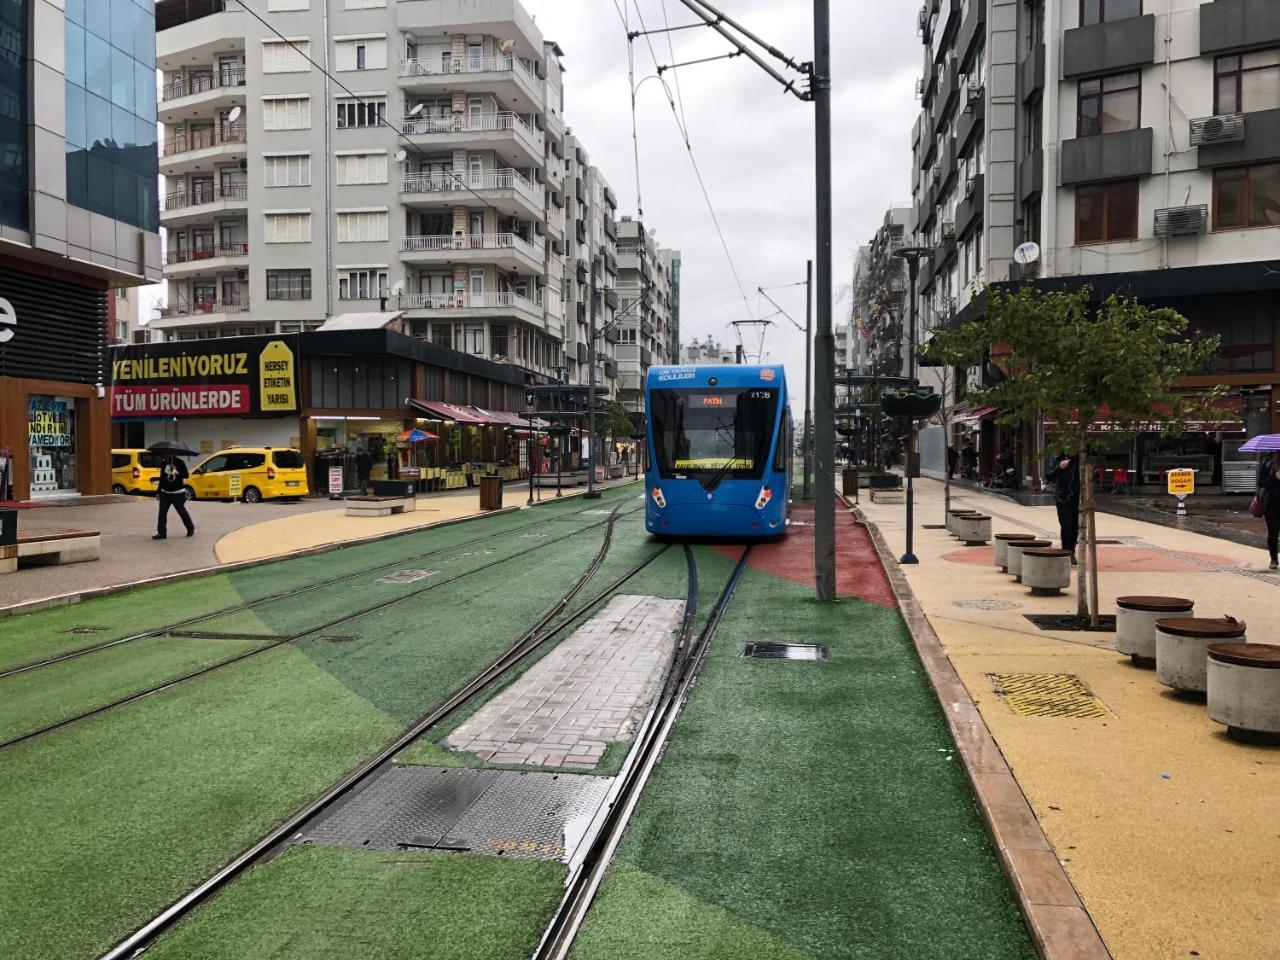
109,335,299,418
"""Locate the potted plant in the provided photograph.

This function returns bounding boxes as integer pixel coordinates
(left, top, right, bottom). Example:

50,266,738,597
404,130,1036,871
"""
879,390,942,419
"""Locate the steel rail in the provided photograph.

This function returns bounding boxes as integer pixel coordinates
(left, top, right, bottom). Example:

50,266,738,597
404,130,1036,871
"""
533,543,753,960
1,496,630,680
97,504,668,960
0,506,644,753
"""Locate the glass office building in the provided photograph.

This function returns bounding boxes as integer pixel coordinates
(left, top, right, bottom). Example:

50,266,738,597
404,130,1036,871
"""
0,0,27,230
64,0,158,232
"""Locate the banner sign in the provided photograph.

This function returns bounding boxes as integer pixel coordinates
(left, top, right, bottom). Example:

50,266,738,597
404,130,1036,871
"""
328,467,344,495
110,335,299,418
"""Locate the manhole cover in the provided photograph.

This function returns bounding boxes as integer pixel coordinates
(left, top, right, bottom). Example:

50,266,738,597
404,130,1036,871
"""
1024,614,1117,633
954,599,1023,611
742,643,828,661
68,627,106,635
989,673,1109,719
168,631,279,641
378,570,440,584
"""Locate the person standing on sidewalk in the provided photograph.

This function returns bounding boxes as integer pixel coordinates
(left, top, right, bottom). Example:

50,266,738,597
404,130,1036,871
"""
1045,452,1080,562
1259,453,1280,570
154,454,195,540
355,447,372,495
947,444,960,480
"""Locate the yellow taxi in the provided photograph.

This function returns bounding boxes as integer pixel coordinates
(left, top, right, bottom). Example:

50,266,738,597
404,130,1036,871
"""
111,449,163,495
186,448,310,502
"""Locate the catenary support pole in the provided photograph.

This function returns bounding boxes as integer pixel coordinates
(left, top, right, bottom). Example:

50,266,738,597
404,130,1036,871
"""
892,248,931,566
585,259,600,499
812,0,835,601
804,258,813,501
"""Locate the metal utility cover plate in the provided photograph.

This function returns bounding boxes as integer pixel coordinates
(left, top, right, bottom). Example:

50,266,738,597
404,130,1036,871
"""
742,643,828,661
988,673,1110,719
300,766,611,862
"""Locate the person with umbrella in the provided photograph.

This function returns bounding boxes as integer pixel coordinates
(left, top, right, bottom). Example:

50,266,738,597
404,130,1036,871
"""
1259,451,1280,570
149,442,196,540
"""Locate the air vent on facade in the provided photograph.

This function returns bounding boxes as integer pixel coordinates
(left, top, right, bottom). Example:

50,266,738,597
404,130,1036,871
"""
1154,204,1207,237
1190,113,1244,146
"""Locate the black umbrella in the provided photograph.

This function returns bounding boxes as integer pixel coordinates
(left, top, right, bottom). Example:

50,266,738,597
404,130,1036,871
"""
148,441,201,457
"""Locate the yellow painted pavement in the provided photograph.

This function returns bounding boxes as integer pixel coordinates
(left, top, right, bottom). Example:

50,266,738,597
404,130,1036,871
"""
859,479,1280,960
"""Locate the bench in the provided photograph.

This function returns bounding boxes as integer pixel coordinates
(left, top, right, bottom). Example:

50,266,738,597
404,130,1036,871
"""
344,496,418,518
1,529,102,573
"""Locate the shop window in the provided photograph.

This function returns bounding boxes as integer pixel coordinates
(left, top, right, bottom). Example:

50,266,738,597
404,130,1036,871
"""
28,396,77,497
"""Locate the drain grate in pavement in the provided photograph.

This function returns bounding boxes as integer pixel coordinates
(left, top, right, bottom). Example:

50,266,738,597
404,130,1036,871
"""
743,643,828,661
168,631,280,641
989,673,1110,719
67,627,106,635
1025,614,1116,633
300,765,611,862
954,599,1023,611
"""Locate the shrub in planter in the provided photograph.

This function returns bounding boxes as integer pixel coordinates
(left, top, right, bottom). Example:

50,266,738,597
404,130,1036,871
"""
879,390,942,419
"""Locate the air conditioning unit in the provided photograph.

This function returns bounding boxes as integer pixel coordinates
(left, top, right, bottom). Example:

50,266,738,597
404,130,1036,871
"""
1190,113,1244,146
941,220,956,240
1154,204,1208,237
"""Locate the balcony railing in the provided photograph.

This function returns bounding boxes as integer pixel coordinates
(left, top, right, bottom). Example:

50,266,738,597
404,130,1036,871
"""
401,233,541,260
399,291,543,313
401,168,537,199
162,183,248,211
159,297,250,318
402,111,537,141
161,124,246,157
160,67,246,103
399,55,537,86
166,242,249,264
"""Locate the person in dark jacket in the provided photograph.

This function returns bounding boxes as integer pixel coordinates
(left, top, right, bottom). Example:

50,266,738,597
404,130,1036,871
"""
154,454,195,540
355,447,373,495
947,444,960,479
1259,453,1280,570
1045,452,1080,560
961,441,977,479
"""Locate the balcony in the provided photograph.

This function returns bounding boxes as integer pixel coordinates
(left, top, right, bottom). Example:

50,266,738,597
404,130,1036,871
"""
156,1,246,71
1063,14,1155,80
400,233,543,275
160,182,248,226
152,297,250,331
1201,0,1280,55
956,91,985,155
158,68,246,123
1060,128,1154,185
1021,43,1045,103
1019,149,1044,201
164,242,249,277
956,174,984,239
1197,107,1280,169
398,290,544,325
400,168,542,219
957,0,986,67
159,124,246,177
401,112,543,165
399,55,543,108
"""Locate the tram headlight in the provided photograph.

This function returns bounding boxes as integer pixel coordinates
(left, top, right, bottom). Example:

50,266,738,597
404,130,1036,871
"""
755,485,773,510
651,486,666,509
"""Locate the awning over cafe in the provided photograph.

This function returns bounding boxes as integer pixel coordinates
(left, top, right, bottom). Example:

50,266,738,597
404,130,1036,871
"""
479,409,550,429
953,405,998,424
410,400,489,425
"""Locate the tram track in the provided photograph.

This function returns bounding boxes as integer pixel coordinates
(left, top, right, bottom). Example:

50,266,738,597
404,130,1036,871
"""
96,502,670,960
0,504,646,754
0,495,635,681
532,544,754,960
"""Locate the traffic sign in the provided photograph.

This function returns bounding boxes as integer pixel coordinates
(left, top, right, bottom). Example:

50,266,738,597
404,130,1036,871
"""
1167,469,1195,497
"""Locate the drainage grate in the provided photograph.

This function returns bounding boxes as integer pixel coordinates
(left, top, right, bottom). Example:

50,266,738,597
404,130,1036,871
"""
68,627,106,635
743,643,828,661
377,570,439,585
1024,614,1117,633
316,635,358,644
168,631,280,641
954,599,1023,611
989,673,1109,719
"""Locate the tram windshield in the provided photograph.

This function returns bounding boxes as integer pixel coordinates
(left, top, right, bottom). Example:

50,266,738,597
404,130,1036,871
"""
650,388,778,489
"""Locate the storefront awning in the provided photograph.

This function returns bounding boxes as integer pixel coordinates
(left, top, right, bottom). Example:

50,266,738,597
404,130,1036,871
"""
953,405,998,424
410,400,489,425
479,409,550,429
316,311,404,332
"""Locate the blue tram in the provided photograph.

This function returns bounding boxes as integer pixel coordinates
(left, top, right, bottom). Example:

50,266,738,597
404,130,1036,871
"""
644,364,792,539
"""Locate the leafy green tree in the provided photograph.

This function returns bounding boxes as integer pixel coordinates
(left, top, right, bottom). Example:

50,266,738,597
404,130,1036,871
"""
931,285,1222,625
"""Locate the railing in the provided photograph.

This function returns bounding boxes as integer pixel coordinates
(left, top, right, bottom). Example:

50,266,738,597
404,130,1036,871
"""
399,55,538,86
402,112,538,141
160,67,246,103
166,242,249,264
158,297,250,318
161,124,246,157
401,233,540,260
162,182,248,211
401,168,537,198
398,291,543,313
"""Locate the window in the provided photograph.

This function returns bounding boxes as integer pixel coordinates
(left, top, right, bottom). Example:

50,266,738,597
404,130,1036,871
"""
1215,50,1280,115
262,40,310,73
263,97,311,130
336,210,389,243
272,450,305,468
1213,163,1280,230
1079,0,1141,26
335,152,388,185
264,212,312,243
267,270,312,300
490,325,509,356
345,0,386,8
1075,180,1139,243
336,38,387,71
336,98,386,128
267,0,309,10
263,154,311,187
338,268,389,300
431,323,453,349
1077,72,1140,136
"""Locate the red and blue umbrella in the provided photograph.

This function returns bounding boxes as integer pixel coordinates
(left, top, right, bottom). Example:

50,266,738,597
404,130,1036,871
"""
398,429,439,443
1240,434,1280,454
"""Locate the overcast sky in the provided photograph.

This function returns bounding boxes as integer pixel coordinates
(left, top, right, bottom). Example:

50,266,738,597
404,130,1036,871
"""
524,0,921,395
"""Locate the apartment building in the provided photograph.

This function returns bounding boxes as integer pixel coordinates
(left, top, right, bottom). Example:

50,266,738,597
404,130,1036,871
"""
562,133,619,394
850,206,911,379
682,336,735,365
0,0,161,501
154,0,620,393
614,217,678,410
911,0,1280,489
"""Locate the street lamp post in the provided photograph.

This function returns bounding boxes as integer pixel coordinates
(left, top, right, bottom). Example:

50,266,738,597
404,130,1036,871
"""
585,258,601,500
893,245,932,566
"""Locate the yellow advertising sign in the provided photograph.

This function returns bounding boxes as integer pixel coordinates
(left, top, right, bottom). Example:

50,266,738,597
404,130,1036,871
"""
229,474,243,498
258,340,297,412
1166,469,1195,496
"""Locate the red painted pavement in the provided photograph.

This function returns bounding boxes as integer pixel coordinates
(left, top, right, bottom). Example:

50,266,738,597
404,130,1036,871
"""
942,545,1234,573
714,502,898,608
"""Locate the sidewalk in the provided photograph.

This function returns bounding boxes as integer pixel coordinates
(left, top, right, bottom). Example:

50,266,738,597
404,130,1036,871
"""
857,478,1280,960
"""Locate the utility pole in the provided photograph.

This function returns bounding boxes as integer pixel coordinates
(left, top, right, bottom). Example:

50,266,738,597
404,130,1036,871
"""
804,258,813,501
811,0,835,600
585,258,601,499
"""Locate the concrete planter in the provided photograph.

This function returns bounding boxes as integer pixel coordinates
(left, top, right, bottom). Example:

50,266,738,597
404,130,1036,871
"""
946,510,980,535
1006,540,1052,580
1155,618,1247,695
1021,548,1073,596
953,514,992,545
1115,596,1194,668
1207,643,1280,744
994,533,1036,569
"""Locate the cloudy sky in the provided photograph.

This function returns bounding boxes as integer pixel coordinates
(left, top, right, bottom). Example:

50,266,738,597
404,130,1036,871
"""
523,0,921,394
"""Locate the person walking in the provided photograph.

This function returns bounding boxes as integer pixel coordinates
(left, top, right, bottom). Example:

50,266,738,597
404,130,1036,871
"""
961,441,977,480
1259,453,1280,570
154,454,195,540
946,444,960,480
355,446,372,495
1045,451,1080,562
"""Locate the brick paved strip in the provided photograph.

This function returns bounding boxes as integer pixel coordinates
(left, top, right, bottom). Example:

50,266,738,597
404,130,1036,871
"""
844,490,1113,960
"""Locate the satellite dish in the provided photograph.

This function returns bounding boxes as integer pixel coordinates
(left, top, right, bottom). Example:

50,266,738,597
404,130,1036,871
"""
1013,241,1041,265
500,39,515,54
408,102,425,116
226,106,242,124
395,149,408,163
390,280,405,296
